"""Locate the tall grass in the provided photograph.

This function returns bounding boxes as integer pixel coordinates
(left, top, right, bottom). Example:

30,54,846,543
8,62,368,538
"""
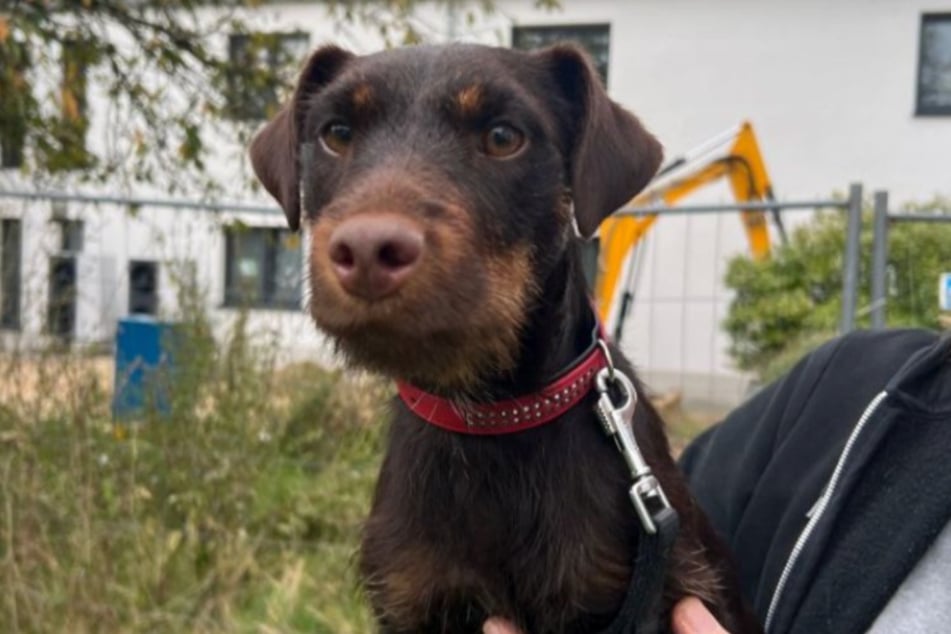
0,288,721,632
0,300,386,633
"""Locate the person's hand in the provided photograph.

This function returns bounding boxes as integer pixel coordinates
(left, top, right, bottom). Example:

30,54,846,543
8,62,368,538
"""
671,597,731,634
483,597,730,634
482,617,522,634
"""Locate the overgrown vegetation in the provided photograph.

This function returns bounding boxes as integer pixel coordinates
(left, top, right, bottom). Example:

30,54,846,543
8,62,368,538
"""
1,0,559,190
0,282,718,632
0,298,389,633
724,198,951,378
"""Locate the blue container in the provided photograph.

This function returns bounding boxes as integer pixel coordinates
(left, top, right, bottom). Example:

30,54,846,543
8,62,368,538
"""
112,316,179,420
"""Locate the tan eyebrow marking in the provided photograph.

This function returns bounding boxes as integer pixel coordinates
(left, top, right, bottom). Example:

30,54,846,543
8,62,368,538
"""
351,83,374,110
456,84,484,115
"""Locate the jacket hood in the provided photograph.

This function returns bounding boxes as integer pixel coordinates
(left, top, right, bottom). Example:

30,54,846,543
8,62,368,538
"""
886,332,951,416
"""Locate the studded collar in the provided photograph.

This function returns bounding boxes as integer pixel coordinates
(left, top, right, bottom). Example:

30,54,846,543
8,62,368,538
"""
396,318,608,435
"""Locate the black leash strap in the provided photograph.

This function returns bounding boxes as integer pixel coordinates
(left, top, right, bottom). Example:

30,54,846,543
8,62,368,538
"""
592,345,681,634
596,507,680,634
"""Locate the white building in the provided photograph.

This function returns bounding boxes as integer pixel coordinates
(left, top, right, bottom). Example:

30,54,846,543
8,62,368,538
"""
1,1,949,406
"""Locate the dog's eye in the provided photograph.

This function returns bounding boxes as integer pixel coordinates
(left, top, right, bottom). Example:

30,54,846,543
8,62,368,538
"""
320,122,353,156
482,124,525,158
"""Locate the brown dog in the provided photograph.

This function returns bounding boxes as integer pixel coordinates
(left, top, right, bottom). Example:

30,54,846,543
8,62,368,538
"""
250,43,761,634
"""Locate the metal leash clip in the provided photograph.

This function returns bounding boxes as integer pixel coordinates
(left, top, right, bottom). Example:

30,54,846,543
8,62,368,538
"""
594,352,673,535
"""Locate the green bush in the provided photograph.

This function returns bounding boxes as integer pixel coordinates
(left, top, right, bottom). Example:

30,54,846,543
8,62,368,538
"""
0,298,387,632
724,198,951,377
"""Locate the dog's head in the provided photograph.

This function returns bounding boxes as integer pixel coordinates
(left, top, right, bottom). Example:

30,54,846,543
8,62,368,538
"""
250,44,661,390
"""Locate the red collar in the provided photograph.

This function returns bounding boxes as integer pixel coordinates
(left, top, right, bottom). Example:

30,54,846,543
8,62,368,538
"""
397,322,608,435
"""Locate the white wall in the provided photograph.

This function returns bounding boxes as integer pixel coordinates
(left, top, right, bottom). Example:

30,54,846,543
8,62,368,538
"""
2,1,948,404
484,0,951,402
493,0,951,202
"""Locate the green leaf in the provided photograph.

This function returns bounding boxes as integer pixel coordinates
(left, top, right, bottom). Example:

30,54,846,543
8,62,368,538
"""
724,200,951,377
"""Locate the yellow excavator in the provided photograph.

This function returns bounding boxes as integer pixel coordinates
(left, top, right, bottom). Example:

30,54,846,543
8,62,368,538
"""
594,121,786,336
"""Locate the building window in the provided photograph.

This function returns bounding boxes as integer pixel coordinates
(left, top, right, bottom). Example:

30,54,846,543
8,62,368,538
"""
129,260,159,316
0,39,91,169
512,24,611,85
54,218,84,253
48,256,77,340
1,219,22,330
0,113,26,169
917,13,951,115
50,39,94,170
0,40,30,169
227,31,311,120
0,130,25,169
224,226,302,309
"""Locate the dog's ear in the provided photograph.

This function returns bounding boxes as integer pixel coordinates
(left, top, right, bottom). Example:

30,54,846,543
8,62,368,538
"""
250,45,354,231
537,45,663,237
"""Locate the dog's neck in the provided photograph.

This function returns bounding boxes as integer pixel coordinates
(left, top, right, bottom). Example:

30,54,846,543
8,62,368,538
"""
482,244,594,400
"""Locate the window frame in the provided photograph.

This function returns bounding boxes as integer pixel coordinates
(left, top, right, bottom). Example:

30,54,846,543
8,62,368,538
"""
0,219,22,331
61,40,90,127
128,260,160,316
226,30,311,121
511,23,612,85
0,134,25,170
0,40,30,169
53,218,84,253
47,255,77,340
916,12,951,116
223,225,302,310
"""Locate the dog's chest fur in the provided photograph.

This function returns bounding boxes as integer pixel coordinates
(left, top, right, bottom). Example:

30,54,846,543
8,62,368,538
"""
358,360,719,634
362,408,633,632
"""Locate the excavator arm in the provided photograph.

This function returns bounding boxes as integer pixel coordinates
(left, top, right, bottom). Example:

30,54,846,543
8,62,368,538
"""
594,121,783,328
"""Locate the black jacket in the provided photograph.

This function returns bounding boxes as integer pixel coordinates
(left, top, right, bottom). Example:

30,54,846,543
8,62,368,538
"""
680,329,951,634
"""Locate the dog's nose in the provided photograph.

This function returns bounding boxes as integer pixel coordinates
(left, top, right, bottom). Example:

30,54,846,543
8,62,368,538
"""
328,215,424,301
